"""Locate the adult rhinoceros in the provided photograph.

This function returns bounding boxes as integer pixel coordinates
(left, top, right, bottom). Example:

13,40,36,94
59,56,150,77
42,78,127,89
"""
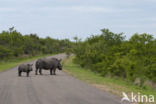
35,58,62,75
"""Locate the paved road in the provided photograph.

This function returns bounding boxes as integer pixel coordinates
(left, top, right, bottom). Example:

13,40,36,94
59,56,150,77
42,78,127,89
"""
0,54,127,104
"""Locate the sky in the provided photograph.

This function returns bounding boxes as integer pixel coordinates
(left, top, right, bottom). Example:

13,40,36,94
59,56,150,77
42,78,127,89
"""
0,0,156,40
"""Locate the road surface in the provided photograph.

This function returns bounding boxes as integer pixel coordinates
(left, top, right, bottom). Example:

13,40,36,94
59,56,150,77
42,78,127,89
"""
0,54,127,104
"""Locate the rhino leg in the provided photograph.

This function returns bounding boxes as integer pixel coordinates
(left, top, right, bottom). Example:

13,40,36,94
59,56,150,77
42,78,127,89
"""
53,68,56,75
39,69,42,75
35,68,38,75
50,69,53,75
26,71,29,77
18,71,22,76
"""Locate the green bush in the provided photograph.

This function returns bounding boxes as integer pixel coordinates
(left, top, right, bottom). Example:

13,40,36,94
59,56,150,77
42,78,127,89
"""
0,27,73,61
73,29,156,86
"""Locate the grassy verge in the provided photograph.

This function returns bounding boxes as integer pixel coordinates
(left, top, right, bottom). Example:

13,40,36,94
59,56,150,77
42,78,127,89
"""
63,56,156,103
0,54,56,72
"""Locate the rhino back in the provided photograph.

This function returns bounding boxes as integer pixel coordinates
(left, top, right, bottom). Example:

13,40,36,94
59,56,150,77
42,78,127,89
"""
36,58,59,70
43,59,56,68
36,59,44,68
36,58,52,69
18,64,28,72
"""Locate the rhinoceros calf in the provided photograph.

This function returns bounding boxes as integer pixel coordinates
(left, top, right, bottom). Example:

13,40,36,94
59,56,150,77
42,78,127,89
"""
18,64,33,77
